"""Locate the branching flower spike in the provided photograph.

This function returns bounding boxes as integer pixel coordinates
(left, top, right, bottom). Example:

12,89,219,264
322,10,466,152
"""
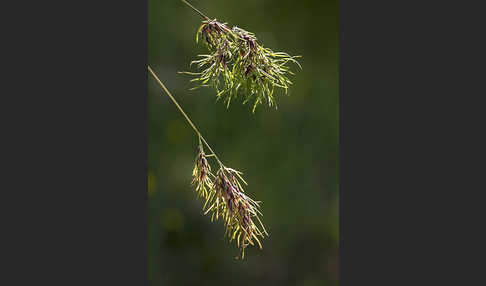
179,0,302,112
191,141,268,259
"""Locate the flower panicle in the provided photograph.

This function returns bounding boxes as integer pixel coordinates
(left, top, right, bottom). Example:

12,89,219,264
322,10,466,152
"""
181,19,301,113
190,142,268,259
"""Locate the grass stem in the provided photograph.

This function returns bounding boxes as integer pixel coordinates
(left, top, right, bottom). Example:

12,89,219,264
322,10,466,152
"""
147,65,224,168
181,0,211,20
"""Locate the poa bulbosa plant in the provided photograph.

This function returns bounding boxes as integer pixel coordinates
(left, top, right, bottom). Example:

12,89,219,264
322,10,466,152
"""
148,0,301,258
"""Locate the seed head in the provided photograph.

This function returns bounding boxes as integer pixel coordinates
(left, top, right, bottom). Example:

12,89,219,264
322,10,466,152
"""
181,19,302,113
190,141,268,258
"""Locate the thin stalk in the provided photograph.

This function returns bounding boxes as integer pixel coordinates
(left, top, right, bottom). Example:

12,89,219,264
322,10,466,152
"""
181,0,210,20
147,65,224,168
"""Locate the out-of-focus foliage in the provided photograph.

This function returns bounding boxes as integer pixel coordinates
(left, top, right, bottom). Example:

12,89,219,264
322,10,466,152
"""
148,0,338,285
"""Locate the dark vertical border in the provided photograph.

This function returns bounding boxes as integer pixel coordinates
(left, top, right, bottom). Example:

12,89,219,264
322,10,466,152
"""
340,0,414,283
6,0,148,285
340,0,484,285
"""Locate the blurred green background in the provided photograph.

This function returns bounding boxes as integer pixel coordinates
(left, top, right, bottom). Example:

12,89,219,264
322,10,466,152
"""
148,0,338,285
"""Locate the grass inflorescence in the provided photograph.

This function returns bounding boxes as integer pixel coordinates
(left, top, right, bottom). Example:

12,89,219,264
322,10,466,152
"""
180,18,301,112
191,139,267,258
